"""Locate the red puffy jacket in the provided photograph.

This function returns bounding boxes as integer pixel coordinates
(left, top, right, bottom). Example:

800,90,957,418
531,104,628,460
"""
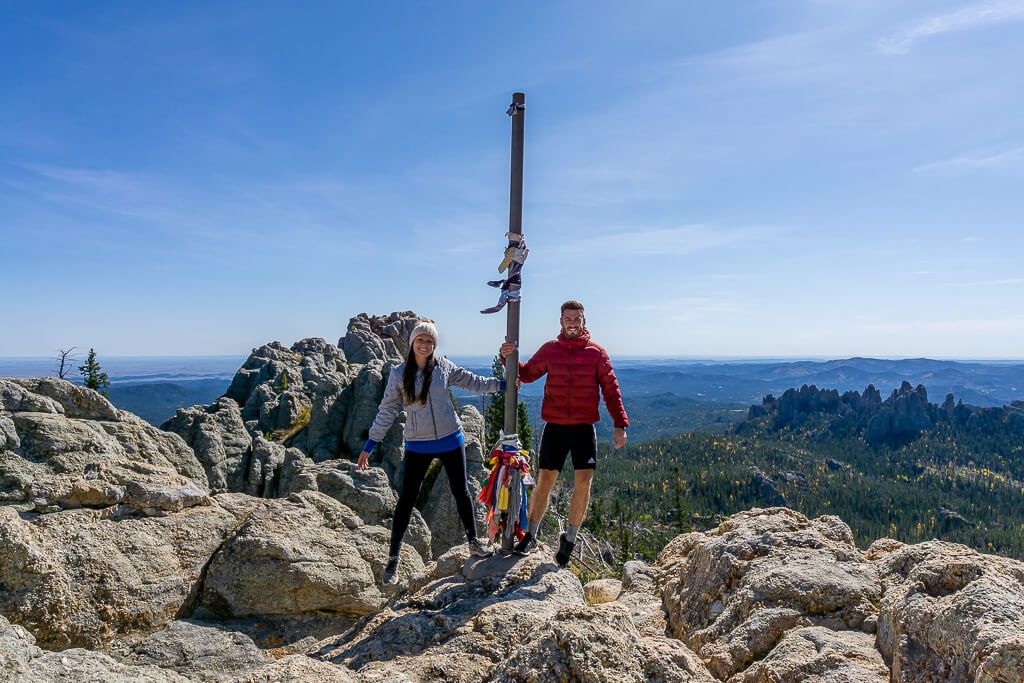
515,330,629,428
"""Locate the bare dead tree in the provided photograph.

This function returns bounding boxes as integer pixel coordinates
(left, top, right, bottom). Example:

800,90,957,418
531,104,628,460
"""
546,482,616,577
56,347,79,379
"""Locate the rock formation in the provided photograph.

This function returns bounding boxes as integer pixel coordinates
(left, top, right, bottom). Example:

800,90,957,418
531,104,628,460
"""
658,508,883,681
1,377,207,501
743,380,1024,448
168,314,423,494
4,314,1024,681
196,491,425,624
872,539,1024,681
314,545,718,682
159,311,491,564
0,494,247,650
162,312,474,502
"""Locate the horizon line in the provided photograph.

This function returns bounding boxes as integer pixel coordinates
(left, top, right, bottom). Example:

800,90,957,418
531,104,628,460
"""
3,354,1024,363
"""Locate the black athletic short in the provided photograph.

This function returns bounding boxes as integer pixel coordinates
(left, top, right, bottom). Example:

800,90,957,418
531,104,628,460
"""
538,423,598,472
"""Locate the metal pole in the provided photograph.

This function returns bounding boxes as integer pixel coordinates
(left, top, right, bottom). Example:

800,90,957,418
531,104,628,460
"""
504,91,525,436
500,91,525,553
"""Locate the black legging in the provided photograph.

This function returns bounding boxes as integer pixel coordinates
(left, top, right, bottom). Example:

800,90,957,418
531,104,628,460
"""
389,445,477,557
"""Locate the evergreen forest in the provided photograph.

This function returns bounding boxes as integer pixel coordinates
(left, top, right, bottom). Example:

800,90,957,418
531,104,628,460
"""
528,387,1024,572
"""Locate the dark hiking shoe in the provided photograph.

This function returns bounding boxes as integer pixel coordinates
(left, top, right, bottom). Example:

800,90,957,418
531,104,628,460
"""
382,555,400,585
468,537,493,557
512,532,537,557
555,533,575,568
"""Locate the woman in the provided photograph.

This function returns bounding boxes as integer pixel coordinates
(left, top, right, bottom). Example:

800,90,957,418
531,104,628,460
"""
358,320,504,585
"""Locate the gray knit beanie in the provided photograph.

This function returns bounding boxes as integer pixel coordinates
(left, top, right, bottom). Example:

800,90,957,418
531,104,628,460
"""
409,320,439,348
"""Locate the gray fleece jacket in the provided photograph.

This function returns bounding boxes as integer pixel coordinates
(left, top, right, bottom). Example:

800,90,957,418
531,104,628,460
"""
367,356,501,444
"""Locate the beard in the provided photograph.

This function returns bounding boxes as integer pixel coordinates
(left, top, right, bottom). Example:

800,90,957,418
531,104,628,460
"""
562,325,583,338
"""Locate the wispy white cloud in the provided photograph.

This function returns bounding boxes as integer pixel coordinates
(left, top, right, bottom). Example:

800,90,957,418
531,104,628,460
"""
914,145,1024,174
859,316,1024,336
907,269,1024,284
960,277,1024,286
15,164,181,225
551,224,778,258
7,163,382,260
627,295,745,324
880,1,1024,55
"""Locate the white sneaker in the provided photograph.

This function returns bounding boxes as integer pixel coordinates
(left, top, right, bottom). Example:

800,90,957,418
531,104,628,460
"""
382,555,400,585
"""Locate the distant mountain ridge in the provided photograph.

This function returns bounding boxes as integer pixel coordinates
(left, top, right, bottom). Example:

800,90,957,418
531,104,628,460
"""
3,354,1021,426
610,356,1024,407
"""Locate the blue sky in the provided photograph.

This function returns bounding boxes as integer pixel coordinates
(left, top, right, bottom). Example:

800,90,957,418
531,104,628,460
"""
2,1,1023,359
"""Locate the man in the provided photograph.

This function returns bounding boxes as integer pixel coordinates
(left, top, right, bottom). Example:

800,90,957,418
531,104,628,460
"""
499,300,628,568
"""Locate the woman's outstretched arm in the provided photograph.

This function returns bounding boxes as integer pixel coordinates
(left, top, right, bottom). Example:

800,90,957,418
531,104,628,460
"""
359,367,404,468
444,357,503,394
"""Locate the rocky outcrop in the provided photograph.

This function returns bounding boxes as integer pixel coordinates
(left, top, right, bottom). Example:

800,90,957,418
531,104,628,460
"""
25,649,190,682
159,312,500,573
113,619,272,682
749,466,787,507
243,435,312,498
733,626,887,682
161,397,253,493
315,545,716,682
873,539,1024,682
339,311,420,365
619,560,669,637
865,381,932,446
1,613,197,681
339,359,401,477
6,377,120,421
1,481,426,655
165,319,417,487
197,491,425,624
217,315,418,463
744,381,1023,449
0,613,39,681
490,602,716,683
240,654,357,682
658,508,882,681
285,458,432,561
3,494,1024,680
772,385,842,429
7,330,1024,681
655,508,1024,682
1,378,66,415
1,378,207,500
25,461,208,516
0,414,18,451
0,497,251,650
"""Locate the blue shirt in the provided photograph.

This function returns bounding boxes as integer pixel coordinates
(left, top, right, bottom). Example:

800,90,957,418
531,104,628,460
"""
363,428,464,456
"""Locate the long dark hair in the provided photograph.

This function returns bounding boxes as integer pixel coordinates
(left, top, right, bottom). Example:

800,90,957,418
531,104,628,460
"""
402,348,434,405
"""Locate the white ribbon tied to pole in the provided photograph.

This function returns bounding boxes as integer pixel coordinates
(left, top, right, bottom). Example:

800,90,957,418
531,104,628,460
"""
481,234,527,314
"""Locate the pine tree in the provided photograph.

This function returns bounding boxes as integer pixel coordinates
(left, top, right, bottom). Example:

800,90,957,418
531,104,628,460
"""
673,464,690,533
78,348,110,397
484,354,532,450
484,356,504,446
588,495,606,537
517,400,532,451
